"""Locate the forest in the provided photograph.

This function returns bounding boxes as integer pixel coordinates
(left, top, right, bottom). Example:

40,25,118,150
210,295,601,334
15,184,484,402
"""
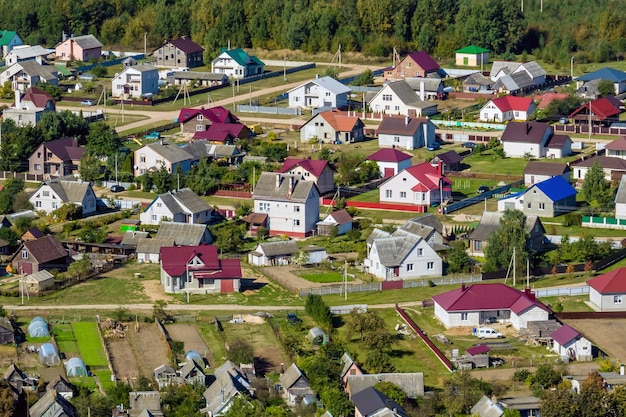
1,0,625,67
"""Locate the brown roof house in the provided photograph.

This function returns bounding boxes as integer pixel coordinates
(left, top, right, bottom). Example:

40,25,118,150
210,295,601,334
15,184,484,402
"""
3,86,56,127
524,161,571,186
385,51,441,79
299,110,365,144
376,115,437,150
10,235,70,275
468,211,546,257
501,121,572,159
152,37,205,68
21,227,46,242
29,138,85,178
316,209,353,236
430,150,462,172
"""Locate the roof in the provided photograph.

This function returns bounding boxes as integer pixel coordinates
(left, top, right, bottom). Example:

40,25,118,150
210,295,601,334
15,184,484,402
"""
432,283,550,314
432,150,462,166
68,34,102,49
605,136,626,151
407,214,444,235
45,180,91,204
577,67,626,83
203,362,251,415
256,240,299,257
8,45,53,60
22,236,67,264
279,363,307,390
167,37,204,54
340,352,357,378
575,155,626,170
405,51,440,72
22,86,55,108
160,245,242,278
366,148,413,163
120,231,149,246
524,161,569,176
530,175,577,202
148,188,211,215
346,373,424,398
30,390,78,417
466,345,491,355
588,268,626,294
288,75,351,95
39,138,82,162
550,324,582,346
547,134,573,148
136,237,175,254
490,95,533,112
252,172,318,203
155,222,209,246
177,106,239,124
13,60,58,81
352,387,407,417
317,111,362,132
25,270,54,283
399,162,451,192
456,45,490,54
463,72,493,86
471,395,504,417
218,47,264,67
404,77,445,92
278,158,330,178
24,227,46,239
0,30,18,47
241,212,268,226
616,176,626,204
490,61,521,78
174,71,226,81
142,139,193,164
376,81,420,106
501,121,551,144
468,211,543,241
569,97,621,120
520,61,547,78
327,209,352,225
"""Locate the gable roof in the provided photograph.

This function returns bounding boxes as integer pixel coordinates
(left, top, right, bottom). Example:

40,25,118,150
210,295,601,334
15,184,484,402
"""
155,222,209,246
13,60,57,81
24,227,46,239
327,209,352,225
25,270,54,283
501,121,551,144
148,188,211,215
316,111,362,132
38,138,82,161
372,234,423,267
569,97,621,120
160,245,242,278
30,390,78,417
252,172,318,203
519,61,547,78
530,175,577,202
468,211,543,242
524,161,570,176
550,324,582,346
167,37,204,54
605,136,626,151
256,240,299,256
376,81,420,106
376,115,431,136
340,352,357,378
177,106,239,125
616,176,626,204
495,71,534,91
405,51,440,72
346,373,424,398
219,47,264,67
45,180,91,204
142,139,193,164
8,45,53,60
455,45,489,54
463,72,493,87
490,95,533,112
203,364,251,415
279,158,330,178
67,34,102,49
575,155,626,170
22,235,67,264
432,283,550,314
136,237,176,254
432,150,462,165
366,148,413,163
490,61,521,78
279,363,307,390
22,86,55,108
577,67,626,83
404,77,445,92
471,395,504,417
0,30,18,47
120,231,149,246
289,75,351,95
352,387,408,417
398,162,451,192
587,268,626,294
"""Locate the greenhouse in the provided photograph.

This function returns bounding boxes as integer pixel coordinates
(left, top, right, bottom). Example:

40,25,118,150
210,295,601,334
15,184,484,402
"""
184,350,202,362
28,317,50,338
65,357,88,377
38,343,60,366
307,327,329,346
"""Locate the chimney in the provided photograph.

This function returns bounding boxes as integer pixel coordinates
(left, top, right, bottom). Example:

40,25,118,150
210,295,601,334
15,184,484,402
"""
438,160,443,176
526,123,531,134
461,283,466,291
525,287,535,300
419,80,425,101
276,174,281,188
491,395,498,404
288,176,294,194
316,74,319,79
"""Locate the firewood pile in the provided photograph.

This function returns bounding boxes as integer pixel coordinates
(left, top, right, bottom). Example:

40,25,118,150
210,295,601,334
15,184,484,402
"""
100,318,127,338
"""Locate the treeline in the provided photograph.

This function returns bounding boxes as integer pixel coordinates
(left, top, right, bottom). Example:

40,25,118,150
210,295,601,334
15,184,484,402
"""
2,0,625,68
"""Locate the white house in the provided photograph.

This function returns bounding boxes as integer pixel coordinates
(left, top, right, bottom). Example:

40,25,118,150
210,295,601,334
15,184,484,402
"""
252,172,320,238
479,95,535,122
134,139,193,177
572,156,626,182
5,45,54,66
368,80,438,117
523,161,571,187
298,111,365,144
140,188,215,225
616,176,626,220
379,162,451,207
501,121,572,158
211,47,264,79
490,61,547,86
29,180,97,216
366,148,413,178
432,283,551,330
111,64,159,98
316,209,353,236
376,115,436,150
278,158,335,194
0,61,58,92
288,75,351,109
248,240,300,266
587,268,626,311
550,324,593,362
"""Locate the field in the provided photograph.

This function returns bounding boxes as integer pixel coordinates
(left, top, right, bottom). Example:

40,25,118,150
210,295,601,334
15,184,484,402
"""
166,323,214,367
565,319,626,361
73,322,108,367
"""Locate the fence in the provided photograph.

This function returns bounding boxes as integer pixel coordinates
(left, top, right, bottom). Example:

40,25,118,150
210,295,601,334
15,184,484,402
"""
446,171,523,182
237,105,301,115
73,54,145,73
321,198,425,213
433,120,507,131
0,171,43,182
213,189,253,199
533,286,590,298
582,215,626,230
442,179,524,214
554,124,626,137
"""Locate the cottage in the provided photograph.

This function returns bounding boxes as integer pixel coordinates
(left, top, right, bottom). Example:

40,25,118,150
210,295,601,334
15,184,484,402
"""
211,47,264,79
468,211,546,257
10,235,70,274
479,96,535,122
352,387,408,417
30,390,78,417
523,161,571,186
279,364,313,405
366,148,413,178
0,317,14,345
569,97,621,126
316,209,353,236
385,51,441,79
430,151,462,172
604,136,626,160
278,158,335,194
470,395,504,417
462,72,493,93
29,180,97,216
288,75,351,109
28,137,83,178
202,361,254,416
576,67,626,96
178,359,206,385
492,71,534,95
133,139,193,177
299,111,365,144
550,324,593,361
489,61,547,86
248,240,300,266
455,46,490,67
572,156,626,181
111,64,159,99
0,61,58,92
368,81,438,118
177,106,241,137
339,352,363,385
501,121,572,158
587,268,626,311
616,176,626,220
55,34,102,61
346,373,424,399
24,270,55,294
4,85,56,127
47,375,74,400
432,283,551,330
136,237,175,264
152,37,204,68
379,162,451,207
375,115,436,150
0,30,23,56
140,188,216,226
5,45,53,66
518,176,577,218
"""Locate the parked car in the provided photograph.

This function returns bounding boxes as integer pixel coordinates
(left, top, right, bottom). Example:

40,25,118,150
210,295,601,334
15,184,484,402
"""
110,185,125,193
462,142,477,148
477,185,490,194
559,117,569,124
427,142,441,151
81,99,94,106
286,313,302,325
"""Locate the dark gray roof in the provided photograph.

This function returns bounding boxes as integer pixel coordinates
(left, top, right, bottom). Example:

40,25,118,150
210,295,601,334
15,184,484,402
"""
371,234,422,267
257,240,299,256
352,387,408,417
144,139,193,164
18,60,58,82
616,176,626,204
156,188,211,214
253,172,318,203
179,360,204,379
385,81,420,106
347,373,424,398
405,77,445,92
203,362,251,415
136,237,175,254
395,221,435,241
463,72,493,86
366,228,392,245
120,231,149,246
156,222,209,246
468,211,541,241
408,214,444,235
501,122,551,144
377,116,431,136
29,390,78,417
69,34,103,49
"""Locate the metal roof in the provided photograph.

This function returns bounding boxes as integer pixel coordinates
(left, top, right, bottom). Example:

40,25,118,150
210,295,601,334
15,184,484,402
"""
252,172,318,203
155,222,210,246
531,175,577,202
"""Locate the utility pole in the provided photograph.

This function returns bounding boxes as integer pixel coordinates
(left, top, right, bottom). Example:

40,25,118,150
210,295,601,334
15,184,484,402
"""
144,32,147,58
344,259,348,301
283,56,288,81
115,153,118,185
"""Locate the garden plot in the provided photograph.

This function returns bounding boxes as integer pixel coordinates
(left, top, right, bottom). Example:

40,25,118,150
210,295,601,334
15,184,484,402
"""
167,324,214,367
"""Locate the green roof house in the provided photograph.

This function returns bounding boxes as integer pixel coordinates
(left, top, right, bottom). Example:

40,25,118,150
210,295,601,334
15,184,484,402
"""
0,30,23,57
211,47,264,79
455,45,489,67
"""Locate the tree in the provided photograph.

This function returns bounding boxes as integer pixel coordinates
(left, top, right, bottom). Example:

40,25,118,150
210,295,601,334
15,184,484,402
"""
0,380,16,416
484,210,532,273
153,300,170,322
0,227,18,247
67,257,92,280
578,371,613,417
91,65,108,78
346,310,394,351
86,122,122,157
211,222,244,254
582,161,610,204
0,178,24,214
78,226,107,243
227,339,255,365
441,371,494,415
304,294,333,331
353,69,374,86
374,381,406,404
79,152,102,182
597,79,616,96
447,241,471,273
540,387,579,417
363,350,395,373
152,165,172,194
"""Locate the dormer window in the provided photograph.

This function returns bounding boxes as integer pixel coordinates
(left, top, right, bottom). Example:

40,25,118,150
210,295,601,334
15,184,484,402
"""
22,251,28,259
197,115,203,121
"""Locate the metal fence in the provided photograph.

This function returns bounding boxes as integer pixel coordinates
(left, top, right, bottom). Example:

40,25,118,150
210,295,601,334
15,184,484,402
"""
443,179,524,214
533,286,590,298
237,105,301,115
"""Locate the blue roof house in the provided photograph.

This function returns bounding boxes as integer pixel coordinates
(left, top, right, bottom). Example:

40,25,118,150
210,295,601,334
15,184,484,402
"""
520,176,577,218
576,67,626,96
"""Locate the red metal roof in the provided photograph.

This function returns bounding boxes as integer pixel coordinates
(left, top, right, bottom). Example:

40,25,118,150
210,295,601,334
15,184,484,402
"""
318,111,361,131
550,324,581,346
569,97,621,120
466,344,490,355
587,268,626,294
366,148,413,163
278,158,330,178
404,162,451,192
491,95,533,112
178,106,239,124
160,245,242,278
405,51,440,72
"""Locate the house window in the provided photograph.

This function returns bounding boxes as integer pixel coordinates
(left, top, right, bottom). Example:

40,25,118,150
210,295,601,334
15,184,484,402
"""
259,202,270,212
52,202,58,209
382,94,392,101
22,251,28,259
140,155,146,163
461,312,468,321
196,125,203,131
407,62,412,68
152,215,157,221
394,136,400,143
427,262,434,270
294,206,300,212
406,264,414,271
293,219,300,226
34,164,41,170
395,106,400,111
615,295,622,304
43,191,49,197
35,201,42,208
325,92,331,96
515,111,519,117
385,190,392,198
385,105,390,111
418,248,423,256
400,191,407,199
474,240,482,251
197,115,203,121
527,202,531,209
157,203,162,207
539,203,545,210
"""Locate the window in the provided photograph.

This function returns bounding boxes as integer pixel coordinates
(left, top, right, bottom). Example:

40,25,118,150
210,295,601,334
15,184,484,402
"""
43,191,49,197
385,105,390,111
197,115,203,121
615,295,623,304
22,251,28,259
157,203,162,207
52,202,58,209
140,155,146,163
152,215,157,221
539,203,545,210
474,240,482,251
461,312,468,321
325,92,331,96
382,94,392,101
417,248,423,256
400,191,407,199
515,111,519,117
196,125,203,131
293,219,300,226
259,202,270,212
427,262,434,270
35,201,42,208
294,206,300,212
406,264,414,271
394,136,400,143
395,106,400,111
407,62,412,68
34,164,41,170
527,202,531,209
385,190,392,198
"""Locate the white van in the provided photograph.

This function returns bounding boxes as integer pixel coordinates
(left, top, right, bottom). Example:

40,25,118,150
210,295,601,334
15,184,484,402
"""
474,327,503,339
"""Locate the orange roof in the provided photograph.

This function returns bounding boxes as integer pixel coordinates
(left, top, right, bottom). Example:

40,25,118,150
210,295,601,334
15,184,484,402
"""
319,111,361,132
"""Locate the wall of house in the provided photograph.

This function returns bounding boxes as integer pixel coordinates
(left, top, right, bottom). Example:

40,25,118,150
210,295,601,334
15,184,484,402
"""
140,201,176,225
378,133,420,149
254,196,319,237
300,116,338,143
379,174,424,206
370,93,412,117
598,292,626,311
510,306,549,330
455,53,488,67
434,303,480,328
80,187,97,216
616,203,626,220
480,103,505,122
504,142,543,158
367,239,441,280
138,252,160,263
554,338,592,360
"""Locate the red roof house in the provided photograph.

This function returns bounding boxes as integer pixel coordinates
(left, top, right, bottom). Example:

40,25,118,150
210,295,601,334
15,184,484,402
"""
479,95,536,122
385,51,440,79
178,106,243,136
588,268,626,311
366,148,413,178
569,97,621,125
278,158,335,194
299,111,365,144
550,324,593,361
379,162,452,207
160,245,242,294
432,283,550,329
192,122,249,144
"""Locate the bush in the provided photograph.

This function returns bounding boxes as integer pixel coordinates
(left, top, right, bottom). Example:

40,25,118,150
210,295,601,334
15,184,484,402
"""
563,213,582,227
512,369,532,382
227,339,254,365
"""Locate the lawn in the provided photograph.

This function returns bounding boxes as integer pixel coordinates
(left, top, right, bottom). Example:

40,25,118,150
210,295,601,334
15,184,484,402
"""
184,278,301,307
297,271,354,283
72,322,109,367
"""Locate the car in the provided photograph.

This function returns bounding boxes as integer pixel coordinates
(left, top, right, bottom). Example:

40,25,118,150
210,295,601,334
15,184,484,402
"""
461,142,477,148
477,185,490,194
110,185,125,193
286,313,302,325
427,142,441,151
80,99,94,106
559,117,569,124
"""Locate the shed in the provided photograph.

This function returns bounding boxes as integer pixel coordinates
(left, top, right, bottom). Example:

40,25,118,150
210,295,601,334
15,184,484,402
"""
28,316,50,338
38,343,60,366
0,317,14,345
25,270,55,293
466,344,490,368
65,357,87,377
316,209,353,236
307,327,329,346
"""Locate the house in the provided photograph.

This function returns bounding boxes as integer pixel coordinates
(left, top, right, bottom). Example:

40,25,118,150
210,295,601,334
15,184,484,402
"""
120,231,149,248
0,239,10,256
29,390,78,417
368,81,438,118
24,270,55,294
492,71,535,95
241,212,268,236
519,176,577,217
376,115,437,150
468,211,546,257
21,227,45,242
569,97,621,126
498,396,541,417
299,111,365,144
462,72,493,93
550,323,593,361
490,61,547,86
211,47,264,79
160,245,242,294
316,209,353,236
3,85,56,127
252,173,320,238
523,161,571,186
288,75,351,109
0,216,13,230
0,317,14,345
616,176,626,220
29,180,97,216
247,240,300,266
430,151,462,173
111,64,159,99
501,121,572,158
128,391,162,417
606,136,626,160
379,162,451,207
352,386,408,417
346,373,424,399
470,395,504,417
55,34,102,61
279,363,313,405
479,96,535,122
177,106,241,136
0,30,23,56
432,283,551,330
156,222,213,246
385,51,441,79
5,45,53,66
136,237,175,264
572,156,626,181
0,61,58,91
10,235,70,274
140,188,216,225
455,46,490,67
47,375,74,400
153,364,177,389
574,78,603,99
587,268,626,311
278,158,335,194
133,139,193,177
366,148,413,178
28,137,84,178
404,77,446,100
172,71,229,87
576,67,626,96
202,361,254,416
340,352,363,385
178,360,206,385
152,37,204,68
459,345,491,369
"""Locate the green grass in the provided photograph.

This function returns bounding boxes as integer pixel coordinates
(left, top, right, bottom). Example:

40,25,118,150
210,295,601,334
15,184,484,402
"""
349,189,379,203
56,340,80,354
94,369,115,390
184,278,301,306
540,295,594,312
297,271,354,283
72,322,108,367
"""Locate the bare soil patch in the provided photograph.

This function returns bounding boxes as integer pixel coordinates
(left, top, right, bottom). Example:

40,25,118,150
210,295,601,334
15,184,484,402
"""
166,324,213,367
255,346,285,376
141,279,164,302
565,319,626,361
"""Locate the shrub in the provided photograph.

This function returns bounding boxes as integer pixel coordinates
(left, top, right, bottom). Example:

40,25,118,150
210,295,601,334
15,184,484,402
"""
512,369,532,382
563,213,582,227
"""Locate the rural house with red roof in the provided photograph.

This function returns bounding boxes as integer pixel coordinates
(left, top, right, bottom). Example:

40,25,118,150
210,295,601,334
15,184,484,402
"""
376,115,436,150
569,97,621,126
379,162,451,208
177,106,249,140
299,111,365,144
432,283,551,330
152,37,205,68
479,96,536,122
366,148,413,178
160,245,242,294
278,158,335,194
28,138,84,178
588,268,626,311
385,51,441,79
550,324,593,361
501,121,572,158
3,86,56,127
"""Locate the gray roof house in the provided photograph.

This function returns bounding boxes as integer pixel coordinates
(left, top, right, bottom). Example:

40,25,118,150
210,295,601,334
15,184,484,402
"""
287,75,351,109
616,176,626,220
134,139,193,177
140,188,217,226
128,391,163,417
368,80,438,118
248,240,300,266
179,359,205,386
376,115,437,150
462,72,493,93
202,361,253,416
30,390,78,417
470,395,504,417
28,180,97,216
352,386,408,417
405,77,446,100
468,211,546,257
155,222,212,246
136,237,176,263
0,60,58,92
346,373,424,399
279,363,313,405
120,231,150,247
